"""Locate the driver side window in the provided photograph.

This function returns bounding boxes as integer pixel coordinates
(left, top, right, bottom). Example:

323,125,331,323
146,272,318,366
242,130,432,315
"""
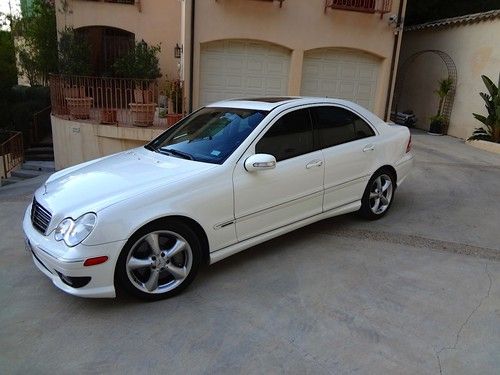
255,109,313,162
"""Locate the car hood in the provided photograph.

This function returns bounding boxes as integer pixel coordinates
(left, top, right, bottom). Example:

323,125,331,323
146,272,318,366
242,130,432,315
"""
36,147,216,219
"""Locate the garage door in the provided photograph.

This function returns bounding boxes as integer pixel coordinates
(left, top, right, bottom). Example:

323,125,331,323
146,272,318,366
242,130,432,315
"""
200,40,290,105
301,49,380,111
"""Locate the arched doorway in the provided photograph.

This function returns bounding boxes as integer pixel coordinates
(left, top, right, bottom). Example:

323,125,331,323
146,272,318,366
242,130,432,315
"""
76,26,135,76
393,50,457,134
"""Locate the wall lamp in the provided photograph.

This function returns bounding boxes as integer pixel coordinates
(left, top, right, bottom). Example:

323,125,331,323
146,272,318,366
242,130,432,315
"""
174,43,183,59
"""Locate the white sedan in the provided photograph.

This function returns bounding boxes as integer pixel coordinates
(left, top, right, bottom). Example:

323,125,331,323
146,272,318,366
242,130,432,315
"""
23,97,413,300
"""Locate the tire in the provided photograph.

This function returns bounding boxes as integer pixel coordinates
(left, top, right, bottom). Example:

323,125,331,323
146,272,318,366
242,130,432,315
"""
359,170,396,220
115,219,202,301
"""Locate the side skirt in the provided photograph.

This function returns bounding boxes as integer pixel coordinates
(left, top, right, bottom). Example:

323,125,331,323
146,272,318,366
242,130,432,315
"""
209,200,361,264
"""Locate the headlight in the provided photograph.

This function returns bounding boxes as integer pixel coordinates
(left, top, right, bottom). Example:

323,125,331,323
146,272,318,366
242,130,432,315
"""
54,213,97,247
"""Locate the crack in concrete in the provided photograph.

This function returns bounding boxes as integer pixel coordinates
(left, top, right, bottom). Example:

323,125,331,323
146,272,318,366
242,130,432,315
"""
434,263,493,375
315,228,500,261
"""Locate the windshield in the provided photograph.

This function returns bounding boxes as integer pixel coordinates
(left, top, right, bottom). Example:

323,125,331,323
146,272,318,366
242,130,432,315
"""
147,107,268,164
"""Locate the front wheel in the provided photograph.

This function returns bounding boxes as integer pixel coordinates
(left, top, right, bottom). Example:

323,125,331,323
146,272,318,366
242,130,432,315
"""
359,171,395,220
115,220,202,300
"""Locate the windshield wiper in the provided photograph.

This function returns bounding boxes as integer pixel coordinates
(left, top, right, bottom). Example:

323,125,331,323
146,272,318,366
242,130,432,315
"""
162,148,195,160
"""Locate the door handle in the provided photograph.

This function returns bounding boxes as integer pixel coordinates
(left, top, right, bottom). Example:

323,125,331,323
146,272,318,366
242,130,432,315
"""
363,144,375,152
306,160,323,169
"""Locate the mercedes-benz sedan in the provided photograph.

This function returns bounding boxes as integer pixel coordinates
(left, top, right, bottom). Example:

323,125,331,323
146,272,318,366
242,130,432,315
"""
23,97,413,300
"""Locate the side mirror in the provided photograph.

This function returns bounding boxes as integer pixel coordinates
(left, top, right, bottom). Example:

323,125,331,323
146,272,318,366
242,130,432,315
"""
244,154,276,172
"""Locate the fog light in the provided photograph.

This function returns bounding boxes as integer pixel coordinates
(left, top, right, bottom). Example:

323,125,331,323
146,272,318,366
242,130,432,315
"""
83,256,108,267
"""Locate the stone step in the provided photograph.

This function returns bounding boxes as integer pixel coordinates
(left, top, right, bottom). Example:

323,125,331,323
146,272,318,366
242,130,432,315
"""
11,169,45,179
25,147,54,155
22,160,55,172
25,154,55,161
0,176,24,186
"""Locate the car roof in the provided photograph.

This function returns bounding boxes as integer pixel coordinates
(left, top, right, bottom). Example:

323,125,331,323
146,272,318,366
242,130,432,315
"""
206,96,366,112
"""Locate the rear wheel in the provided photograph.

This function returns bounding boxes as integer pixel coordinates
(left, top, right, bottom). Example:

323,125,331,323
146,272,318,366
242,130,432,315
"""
115,220,201,300
359,171,395,220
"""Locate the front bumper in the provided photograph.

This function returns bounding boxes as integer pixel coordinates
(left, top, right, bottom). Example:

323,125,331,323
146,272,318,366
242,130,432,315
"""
23,205,126,298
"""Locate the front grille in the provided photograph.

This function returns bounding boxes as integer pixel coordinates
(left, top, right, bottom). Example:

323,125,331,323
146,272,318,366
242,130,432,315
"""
31,198,52,234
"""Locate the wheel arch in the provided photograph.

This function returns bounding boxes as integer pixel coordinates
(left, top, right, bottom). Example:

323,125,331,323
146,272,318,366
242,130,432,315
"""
373,165,397,187
126,215,210,266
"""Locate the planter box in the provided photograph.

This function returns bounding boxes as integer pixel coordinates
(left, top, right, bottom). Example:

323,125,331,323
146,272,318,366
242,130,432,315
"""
129,103,156,127
66,97,93,119
466,140,500,154
166,114,183,127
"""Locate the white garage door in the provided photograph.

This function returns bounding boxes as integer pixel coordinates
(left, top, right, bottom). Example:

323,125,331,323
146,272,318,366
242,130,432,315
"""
301,49,380,111
200,40,291,105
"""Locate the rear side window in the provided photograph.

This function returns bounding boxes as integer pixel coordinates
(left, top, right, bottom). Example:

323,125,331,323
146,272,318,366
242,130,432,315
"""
311,106,375,149
255,109,313,162
354,117,375,139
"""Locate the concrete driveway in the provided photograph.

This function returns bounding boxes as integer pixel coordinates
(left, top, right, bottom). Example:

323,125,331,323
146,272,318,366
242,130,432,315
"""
1,130,499,374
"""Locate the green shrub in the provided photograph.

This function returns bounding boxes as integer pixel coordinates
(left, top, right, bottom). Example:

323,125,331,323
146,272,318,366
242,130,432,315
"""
112,40,161,79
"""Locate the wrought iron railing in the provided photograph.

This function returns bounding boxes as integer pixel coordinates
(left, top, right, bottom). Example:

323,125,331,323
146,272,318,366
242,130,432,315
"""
1,131,24,179
49,74,185,128
324,0,392,14
79,0,136,4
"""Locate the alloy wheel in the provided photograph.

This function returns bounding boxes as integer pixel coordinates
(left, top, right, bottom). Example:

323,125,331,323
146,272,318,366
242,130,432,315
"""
125,230,193,294
369,174,393,215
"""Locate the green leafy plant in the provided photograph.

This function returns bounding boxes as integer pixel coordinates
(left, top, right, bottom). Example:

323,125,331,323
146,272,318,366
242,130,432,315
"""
0,30,17,129
16,0,58,86
468,74,500,143
429,77,453,134
112,40,161,80
58,27,92,76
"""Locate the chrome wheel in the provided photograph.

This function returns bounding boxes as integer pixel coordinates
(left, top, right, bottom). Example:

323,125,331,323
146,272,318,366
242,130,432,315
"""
369,174,393,215
125,231,193,294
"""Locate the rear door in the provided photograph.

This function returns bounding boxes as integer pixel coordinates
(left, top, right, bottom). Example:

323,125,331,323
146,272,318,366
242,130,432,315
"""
310,105,379,212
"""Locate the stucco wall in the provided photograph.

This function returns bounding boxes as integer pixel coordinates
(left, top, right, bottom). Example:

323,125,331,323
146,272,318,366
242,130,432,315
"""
397,19,500,139
55,0,182,80
182,0,404,118
51,116,164,170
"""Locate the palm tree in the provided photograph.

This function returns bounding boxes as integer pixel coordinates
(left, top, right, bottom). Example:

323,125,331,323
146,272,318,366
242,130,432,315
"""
468,74,500,143
429,77,453,134
435,77,454,117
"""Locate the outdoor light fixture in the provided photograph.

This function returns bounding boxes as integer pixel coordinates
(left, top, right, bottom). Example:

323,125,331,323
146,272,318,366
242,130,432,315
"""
174,43,183,59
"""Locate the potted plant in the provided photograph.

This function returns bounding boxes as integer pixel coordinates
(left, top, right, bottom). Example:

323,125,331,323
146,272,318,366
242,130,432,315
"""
428,77,453,135
165,78,184,127
58,27,93,119
113,41,161,127
468,74,500,143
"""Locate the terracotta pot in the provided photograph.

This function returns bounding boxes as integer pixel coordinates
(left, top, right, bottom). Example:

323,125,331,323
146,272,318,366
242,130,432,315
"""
100,109,117,124
167,113,183,127
130,103,156,127
66,97,93,119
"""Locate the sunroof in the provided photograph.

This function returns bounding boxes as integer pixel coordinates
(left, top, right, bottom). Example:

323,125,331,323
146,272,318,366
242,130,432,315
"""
232,97,300,103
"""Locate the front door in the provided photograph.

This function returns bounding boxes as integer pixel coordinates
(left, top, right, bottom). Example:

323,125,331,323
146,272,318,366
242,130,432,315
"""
233,108,324,242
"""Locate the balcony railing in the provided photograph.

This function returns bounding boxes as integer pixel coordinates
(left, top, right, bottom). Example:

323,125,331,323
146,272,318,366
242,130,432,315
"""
49,74,185,128
1,131,24,179
79,0,136,4
324,0,392,14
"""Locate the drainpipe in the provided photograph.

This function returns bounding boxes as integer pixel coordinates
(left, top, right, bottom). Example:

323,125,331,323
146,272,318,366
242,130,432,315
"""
188,0,196,113
384,0,405,121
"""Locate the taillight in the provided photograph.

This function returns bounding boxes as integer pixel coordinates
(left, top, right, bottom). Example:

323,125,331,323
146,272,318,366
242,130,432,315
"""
406,135,412,153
